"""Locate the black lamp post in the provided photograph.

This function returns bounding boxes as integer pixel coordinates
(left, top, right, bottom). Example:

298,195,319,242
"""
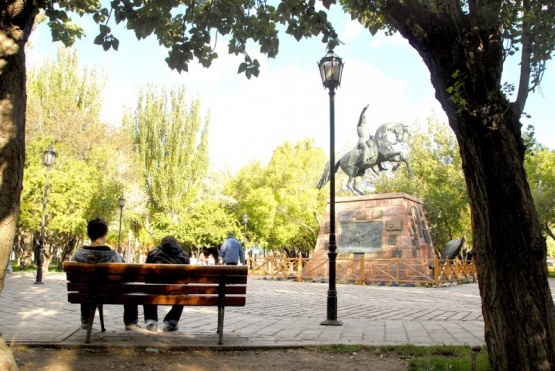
35,145,56,284
318,49,344,326
118,195,125,252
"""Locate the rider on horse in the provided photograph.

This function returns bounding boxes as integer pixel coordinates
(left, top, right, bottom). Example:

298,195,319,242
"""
355,105,386,171
356,105,372,164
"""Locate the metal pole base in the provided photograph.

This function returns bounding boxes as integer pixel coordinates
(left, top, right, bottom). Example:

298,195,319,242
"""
321,319,343,326
34,267,44,284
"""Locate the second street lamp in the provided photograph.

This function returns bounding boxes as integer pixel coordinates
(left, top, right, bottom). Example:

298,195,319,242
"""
318,49,344,326
118,195,125,256
35,145,57,284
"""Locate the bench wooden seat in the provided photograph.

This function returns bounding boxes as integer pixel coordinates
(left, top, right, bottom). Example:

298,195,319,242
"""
63,262,248,344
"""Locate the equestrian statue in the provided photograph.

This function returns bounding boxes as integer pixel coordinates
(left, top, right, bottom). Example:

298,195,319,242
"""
317,105,413,196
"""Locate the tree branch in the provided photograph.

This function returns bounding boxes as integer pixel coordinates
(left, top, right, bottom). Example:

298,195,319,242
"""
515,0,531,116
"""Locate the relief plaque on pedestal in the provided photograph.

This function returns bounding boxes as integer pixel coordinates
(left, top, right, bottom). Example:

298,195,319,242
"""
338,221,383,253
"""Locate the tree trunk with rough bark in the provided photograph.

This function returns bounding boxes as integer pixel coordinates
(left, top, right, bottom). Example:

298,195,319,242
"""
459,109,555,370
379,1,555,368
1,0,39,368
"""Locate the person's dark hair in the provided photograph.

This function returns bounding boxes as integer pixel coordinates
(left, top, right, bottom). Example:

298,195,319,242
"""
161,236,180,249
227,232,234,238
87,217,109,241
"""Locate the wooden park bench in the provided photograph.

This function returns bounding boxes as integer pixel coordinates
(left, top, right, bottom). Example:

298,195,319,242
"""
63,262,248,344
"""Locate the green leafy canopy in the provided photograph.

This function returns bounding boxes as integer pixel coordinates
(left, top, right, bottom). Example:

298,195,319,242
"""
43,0,339,77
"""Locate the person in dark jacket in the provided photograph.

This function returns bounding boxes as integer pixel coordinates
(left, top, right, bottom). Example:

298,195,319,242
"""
72,217,139,330
143,236,190,332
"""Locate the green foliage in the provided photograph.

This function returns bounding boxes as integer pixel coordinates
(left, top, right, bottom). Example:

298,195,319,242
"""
312,345,492,370
446,70,469,113
408,353,491,371
265,140,328,255
524,143,555,245
226,139,328,256
184,197,239,248
21,47,141,262
41,0,339,77
372,117,471,251
124,86,210,243
26,47,106,160
499,0,555,92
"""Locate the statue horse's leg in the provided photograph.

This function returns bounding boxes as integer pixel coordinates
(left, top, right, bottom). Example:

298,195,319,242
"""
344,166,366,196
402,157,414,178
353,175,365,196
389,156,413,178
346,171,359,195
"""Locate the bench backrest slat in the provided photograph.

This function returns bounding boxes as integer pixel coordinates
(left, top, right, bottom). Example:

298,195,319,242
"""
66,282,247,295
64,262,247,275
67,293,247,306
63,262,248,307
65,273,247,285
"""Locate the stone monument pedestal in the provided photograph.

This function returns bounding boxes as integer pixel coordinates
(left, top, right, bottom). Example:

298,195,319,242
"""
314,193,434,260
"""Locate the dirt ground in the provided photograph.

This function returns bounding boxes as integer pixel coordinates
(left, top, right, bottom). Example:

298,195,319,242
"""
12,346,408,371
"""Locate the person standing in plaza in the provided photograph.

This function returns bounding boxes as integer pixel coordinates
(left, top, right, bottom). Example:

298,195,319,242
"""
219,233,245,265
72,217,139,330
143,236,190,332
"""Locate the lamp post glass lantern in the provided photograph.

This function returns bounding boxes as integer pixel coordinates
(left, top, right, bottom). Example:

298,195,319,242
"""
118,195,125,259
319,49,343,326
35,145,57,284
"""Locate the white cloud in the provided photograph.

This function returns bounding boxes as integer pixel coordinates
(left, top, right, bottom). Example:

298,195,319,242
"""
369,32,409,49
340,19,364,42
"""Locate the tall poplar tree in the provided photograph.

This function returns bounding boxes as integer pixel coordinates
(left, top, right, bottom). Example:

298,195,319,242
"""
26,48,106,159
124,86,210,242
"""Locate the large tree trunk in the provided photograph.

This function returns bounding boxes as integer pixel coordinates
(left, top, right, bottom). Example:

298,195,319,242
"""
458,107,555,370
438,32,555,371
434,38,555,371
380,1,555,369
1,0,40,368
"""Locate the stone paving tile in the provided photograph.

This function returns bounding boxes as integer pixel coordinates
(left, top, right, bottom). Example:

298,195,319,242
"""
1,272,552,349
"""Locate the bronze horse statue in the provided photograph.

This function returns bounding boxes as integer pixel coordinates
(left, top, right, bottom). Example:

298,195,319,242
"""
317,122,413,196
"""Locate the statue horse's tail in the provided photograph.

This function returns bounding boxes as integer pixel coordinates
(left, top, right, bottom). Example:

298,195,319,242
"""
317,160,340,189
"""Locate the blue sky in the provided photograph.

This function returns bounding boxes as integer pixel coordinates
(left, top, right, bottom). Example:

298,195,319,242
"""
28,6,554,170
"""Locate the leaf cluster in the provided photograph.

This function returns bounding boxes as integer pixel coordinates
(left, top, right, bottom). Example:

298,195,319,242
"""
224,139,328,256
524,142,555,248
43,0,339,77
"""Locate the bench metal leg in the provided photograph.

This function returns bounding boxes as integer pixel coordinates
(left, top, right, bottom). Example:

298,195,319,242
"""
217,306,224,345
98,304,106,332
85,304,97,343
217,274,226,345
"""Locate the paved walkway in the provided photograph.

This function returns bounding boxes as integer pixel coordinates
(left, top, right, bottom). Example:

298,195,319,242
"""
0,272,494,349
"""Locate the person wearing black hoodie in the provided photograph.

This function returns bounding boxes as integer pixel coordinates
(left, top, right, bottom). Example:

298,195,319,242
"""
143,236,190,332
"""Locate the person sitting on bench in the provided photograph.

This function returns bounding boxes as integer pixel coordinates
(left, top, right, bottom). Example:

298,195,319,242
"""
143,236,190,332
72,217,139,330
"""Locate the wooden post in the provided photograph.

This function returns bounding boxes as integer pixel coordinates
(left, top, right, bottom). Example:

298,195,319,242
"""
434,256,440,288
359,257,365,285
396,257,400,282
297,256,302,282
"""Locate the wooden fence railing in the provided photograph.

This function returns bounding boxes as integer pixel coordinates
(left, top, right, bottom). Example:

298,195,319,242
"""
245,256,477,288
